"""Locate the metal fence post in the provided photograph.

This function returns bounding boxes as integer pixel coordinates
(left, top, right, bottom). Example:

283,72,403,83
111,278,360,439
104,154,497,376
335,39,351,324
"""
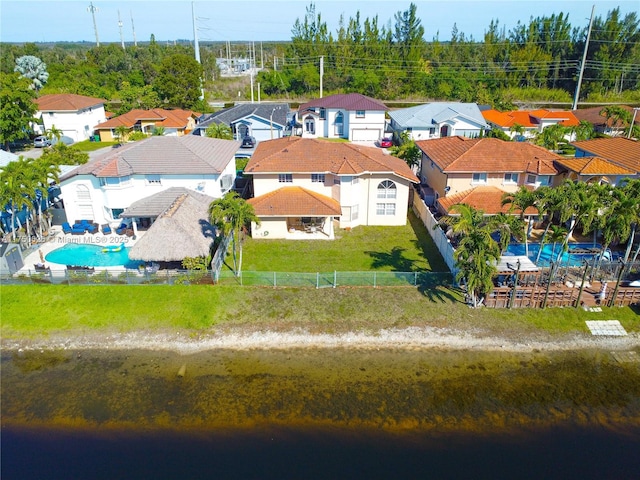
374,271,377,288
333,271,337,288
274,271,276,287
316,272,319,289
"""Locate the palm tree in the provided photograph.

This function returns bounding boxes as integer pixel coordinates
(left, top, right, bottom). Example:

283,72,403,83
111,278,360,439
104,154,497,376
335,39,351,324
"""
114,125,130,145
600,106,631,135
509,122,525,139
151,126,165,136
0,157,35,243
535,124,566,151
46,124,63,144
620,179,640,262
205,123,233,140
533,186,563,263
571,120,594,141
547,224,568,264
501,186,539,256
31,156,63,239
486,213,525,253
208,191,260,276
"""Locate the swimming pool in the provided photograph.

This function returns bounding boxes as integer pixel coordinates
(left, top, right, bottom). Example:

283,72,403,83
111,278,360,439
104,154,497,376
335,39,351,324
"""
45,243,143,269
504,242,614,267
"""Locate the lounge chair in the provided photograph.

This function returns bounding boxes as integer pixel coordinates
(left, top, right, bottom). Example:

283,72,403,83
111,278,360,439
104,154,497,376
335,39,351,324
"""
71,225,86,235
101,224,112,235
34,263,50,272
62,222,73,234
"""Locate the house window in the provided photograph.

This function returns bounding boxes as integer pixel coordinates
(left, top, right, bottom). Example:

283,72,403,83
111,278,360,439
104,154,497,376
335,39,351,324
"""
376,203,396,215
351,204,359,221
333,176,341,185
304,117,315,134
146,175,162,185
319,108,326,120
111,208,124,220
472,173,487,184
377,180,397,199
76,185,91,201
526,174,537,185
356,110,365,118
220,174,233,192
538,175,552,186
504,173,518,184
334,112,344,136
352,176,359,185
311,174,325,183
279,174,293,183
429,127,436,135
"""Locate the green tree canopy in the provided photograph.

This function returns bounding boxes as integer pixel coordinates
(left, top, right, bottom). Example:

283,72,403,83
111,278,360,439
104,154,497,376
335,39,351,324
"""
153,53,203,109
0,72,38,151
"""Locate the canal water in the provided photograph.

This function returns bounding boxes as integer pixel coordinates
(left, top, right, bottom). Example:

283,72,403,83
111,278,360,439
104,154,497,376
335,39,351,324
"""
2,347,639,479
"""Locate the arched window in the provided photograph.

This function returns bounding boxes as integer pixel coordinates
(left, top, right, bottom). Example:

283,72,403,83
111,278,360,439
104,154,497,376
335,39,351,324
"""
334,112,344,136
440,125,450,137
377,180,397,199
76,184,91,201
304,116,315,135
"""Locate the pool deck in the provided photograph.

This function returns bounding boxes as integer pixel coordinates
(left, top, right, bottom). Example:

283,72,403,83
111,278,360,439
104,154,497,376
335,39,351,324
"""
18,227,146,275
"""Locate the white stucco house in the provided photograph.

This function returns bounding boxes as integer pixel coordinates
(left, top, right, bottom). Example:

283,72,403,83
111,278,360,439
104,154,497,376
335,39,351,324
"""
244,137,419,239
35,94,108,142
388,102,488,141
59,136,240,228
192,103,289,144
296,93,388,142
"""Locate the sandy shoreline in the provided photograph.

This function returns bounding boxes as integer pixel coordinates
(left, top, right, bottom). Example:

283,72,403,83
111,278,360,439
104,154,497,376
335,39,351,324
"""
3,326,639,354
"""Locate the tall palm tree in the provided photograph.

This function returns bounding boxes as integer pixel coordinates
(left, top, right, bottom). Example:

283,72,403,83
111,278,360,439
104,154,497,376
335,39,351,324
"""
31,156,62,239
620,179,640,262
486,213,525,253
502,186,539,256
114,125,130,145
208,191,260,276
533,186,563,263
0,157,35,242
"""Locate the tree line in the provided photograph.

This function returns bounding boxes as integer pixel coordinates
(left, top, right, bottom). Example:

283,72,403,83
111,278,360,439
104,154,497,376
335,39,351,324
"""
258,3,640,104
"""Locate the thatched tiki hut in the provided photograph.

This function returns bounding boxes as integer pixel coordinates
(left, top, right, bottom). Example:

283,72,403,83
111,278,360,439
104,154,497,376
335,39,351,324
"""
127,189,216,268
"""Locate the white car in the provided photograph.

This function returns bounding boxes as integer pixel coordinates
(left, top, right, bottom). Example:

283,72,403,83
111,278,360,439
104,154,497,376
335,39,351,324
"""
33,136,51,148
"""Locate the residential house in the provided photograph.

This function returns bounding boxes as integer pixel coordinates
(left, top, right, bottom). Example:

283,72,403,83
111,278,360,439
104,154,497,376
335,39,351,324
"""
482,108,579,140
35,93,107,142
94,108,200,142
554,157,636,186
438,185,539,216
59,136,240,229
572,105,640,137
193,103,289,143
244,137,419,239
570,137,639,179
296,93,388,142
388,102,487,141
415,136,562,213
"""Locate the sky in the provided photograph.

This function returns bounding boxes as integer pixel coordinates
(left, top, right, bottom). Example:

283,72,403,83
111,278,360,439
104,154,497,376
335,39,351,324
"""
0,0,637,44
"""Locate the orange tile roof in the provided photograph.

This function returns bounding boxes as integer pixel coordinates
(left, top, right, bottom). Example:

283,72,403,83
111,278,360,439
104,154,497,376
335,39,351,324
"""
437,186,538,216
555,156,636,176
36,93,106,111
416,136,561,174
248,186,342,216
570,137,640,173
95,109,200,129
572,105,640,128
245,137,419,183
482,109,579,128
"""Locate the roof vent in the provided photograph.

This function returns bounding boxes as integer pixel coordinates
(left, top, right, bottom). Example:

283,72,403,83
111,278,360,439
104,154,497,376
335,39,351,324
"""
283,149,288,153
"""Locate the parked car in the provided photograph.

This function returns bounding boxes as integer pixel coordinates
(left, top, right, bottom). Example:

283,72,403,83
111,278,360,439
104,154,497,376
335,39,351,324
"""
241,136,256,148
33,136,51,148
379,137,393,148
51,135,75,146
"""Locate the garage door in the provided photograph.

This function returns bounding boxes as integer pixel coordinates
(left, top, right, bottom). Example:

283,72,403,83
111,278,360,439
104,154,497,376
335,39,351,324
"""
351,129,381,141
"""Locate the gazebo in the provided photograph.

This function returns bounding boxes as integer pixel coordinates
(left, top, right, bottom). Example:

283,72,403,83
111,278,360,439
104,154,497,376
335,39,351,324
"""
127,190,216,268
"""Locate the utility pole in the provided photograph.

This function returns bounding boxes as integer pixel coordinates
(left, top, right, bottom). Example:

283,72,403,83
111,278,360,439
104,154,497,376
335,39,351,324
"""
319,56,324,98
628,108,640,139
572,5,595,110
87,2,100,47
130,11,137,47
118,10,125,49
192,2,204,100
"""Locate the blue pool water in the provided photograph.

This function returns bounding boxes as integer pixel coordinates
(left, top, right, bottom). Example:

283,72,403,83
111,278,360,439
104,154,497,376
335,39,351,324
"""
504,242,612,267
45,243,142,268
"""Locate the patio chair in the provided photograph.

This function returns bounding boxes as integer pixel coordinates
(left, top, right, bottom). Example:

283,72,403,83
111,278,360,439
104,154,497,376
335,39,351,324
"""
71,225,86,235
62,222,73,234
85,223,98,234
101,224,112,235
116,223,128,235
34,263,50,272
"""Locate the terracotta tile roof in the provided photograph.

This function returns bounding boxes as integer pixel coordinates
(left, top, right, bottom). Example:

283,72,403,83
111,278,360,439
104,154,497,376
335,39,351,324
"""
95,108,200,129
416,136,561,174
438,186,537,216
299,93,388,114
570,137,640,173
245,137,419,183
482,109,579,128
61,136,240,180
248,186,342,216
36,93,106,111
555,156,636,176
572,105,640,128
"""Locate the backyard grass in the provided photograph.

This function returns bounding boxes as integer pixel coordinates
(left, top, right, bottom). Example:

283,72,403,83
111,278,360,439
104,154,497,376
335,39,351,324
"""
72,140,119,152
229,211,449,273
1,284,638,338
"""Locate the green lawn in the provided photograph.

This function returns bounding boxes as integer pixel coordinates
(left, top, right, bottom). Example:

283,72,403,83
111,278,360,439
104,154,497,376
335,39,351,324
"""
232,211,449,273
72,140,118,152
1,285,638,337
